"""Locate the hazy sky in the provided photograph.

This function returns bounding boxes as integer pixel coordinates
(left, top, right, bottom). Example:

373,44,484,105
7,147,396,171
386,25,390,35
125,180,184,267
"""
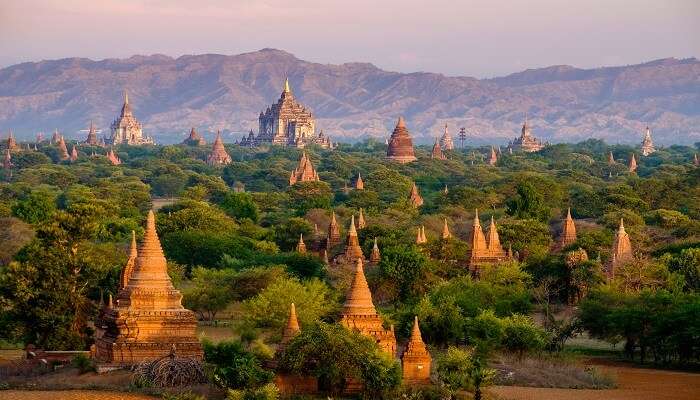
1,0,698,77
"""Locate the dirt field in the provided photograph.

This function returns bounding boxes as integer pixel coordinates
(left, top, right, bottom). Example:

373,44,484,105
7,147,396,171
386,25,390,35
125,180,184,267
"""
0,390,155,400
490,361,700,400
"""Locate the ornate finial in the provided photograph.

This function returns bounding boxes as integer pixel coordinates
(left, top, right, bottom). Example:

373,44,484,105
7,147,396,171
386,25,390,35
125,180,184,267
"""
284,77,290,93
397,116,406,128
124,90,129,105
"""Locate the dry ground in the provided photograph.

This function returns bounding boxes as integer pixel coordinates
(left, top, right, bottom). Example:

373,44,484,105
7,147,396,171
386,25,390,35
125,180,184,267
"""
0,390,156,400
489,360,700,400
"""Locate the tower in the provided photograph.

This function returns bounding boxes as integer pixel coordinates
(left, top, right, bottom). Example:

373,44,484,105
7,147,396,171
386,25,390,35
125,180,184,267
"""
342,215,365,264
358,208,367,229
628,153,637,173
109,90,153,145
557,208,577,249
355,172,364,190
84,122,98,146
386,117,417,163
401,316,432,385
431,139,446,160
441,218,451,240
207,130,232,166
289,151,320,185
326,211,341,250
296,234,307,254
440,124,454,151
57,136,69,160
369,237,381,264
409,182,424,207
640,126,656,156
488,146,498,166
608,219,633,279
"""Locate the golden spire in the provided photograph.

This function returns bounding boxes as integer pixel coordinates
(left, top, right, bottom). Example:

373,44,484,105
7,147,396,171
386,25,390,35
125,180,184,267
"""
421,226,427,243
397,116,406,128
129,230,138,258
284,77,291,93
124,89,129,105
486,216,502,253
358,208,366,229
416,227,424,244
629,153,637,173
124,210,177,294
441,218,451,240
406,316,427,353
471,209,488,252
296,233,306,253
344,215,364,262
558,208,577,248
370,237,381,263
281,303,300,345
342,258,376,316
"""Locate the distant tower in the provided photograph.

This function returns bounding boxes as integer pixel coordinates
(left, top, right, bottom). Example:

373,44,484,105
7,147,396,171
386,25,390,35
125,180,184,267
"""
296,234,307,254
409,182,424,207
607,151,615,165
288,151,319,185
6,131,18,152
628,153,637,173
369,237,381,264
84,122,98,146
458,127,467,149
109,90,153,145
354,172,364,190
401,316,432,385
431,139,446,160
326,211,342,250
70,145,78,162
557,208,577,249
441,218,451,240
342,215,365,264
57,136,69,160
358,208,367,229
278,303,301,354
440,124,454,150
386,117,417,163
640,126,656,156
488,146,498,166
608,219,633,279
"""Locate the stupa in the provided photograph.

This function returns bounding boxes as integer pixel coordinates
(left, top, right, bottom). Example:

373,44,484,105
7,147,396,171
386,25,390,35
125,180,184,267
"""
326,211,342,250
84,122,99,146
354,172,364,190
488,146,498,166
628,153,637,173
57,136,69,160
409,183,424,207
431,139,446,160
386,117,417,163
6,131,18,152
557,208,577,249
358,208,367,229
369,238,381,264
106,148,122,165
640,126,655,156
401,316,432,385
441,218,451,240
607,151,615,165
340,258,396,356
508,115,545,152
95,211,202,364
182,127,206,146
207,130,232,166
608,219,633,279
108,91,154,145
296,234,307,254
440,124,454,151
416,226,427,244
289,151,320,185
340,215,365,264
70,145,78,162
468,210,509,269
279,303,301,352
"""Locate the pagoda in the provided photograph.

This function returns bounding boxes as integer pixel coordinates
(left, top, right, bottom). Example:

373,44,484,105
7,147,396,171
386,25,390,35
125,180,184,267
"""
279,303,301,353
5,131,18,152
207,131,232,166
108,91,154,145
95,211,202,364
340,215,365,264
326,211,342,250
106,149,122,165
440,124,454,151
340,258,396,356
607,151,615,165
369,238,381,264
354,172,364,190
431,139,446,160
296,234,307,254
608,219,633,279
57,136,69,160
508,115,545,153
358,208,367,229
182,127,206,146
254,78,331,149
51,129,61,144
409,183,424,207
289,152,320,185
628,153,637,173
488,146,498,166
441,218,451,240
401,316,432,385
557,208,577,250
640,126,655,156
386,117,417,163
84,122,99,146
69,145,78,162
416,226,427,244
468,210,509,269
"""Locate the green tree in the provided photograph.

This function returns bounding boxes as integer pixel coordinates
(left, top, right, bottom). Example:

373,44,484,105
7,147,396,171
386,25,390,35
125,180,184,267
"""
183,267,238,321
501,314,547,357
286,181,332,215
436,346,496,400
220,192,260,222
11,190,56,224
506,182,550,222
376,244,429,301
203,340,274,389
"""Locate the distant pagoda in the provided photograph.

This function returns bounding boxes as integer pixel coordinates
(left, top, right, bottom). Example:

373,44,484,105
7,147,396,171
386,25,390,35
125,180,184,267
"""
340,258,396,357
557,208,577,250
640,126,656,156
468,210,510,271
440,124,454,151
441,218,451,240
296,234,307,254
70,145,79,162
278,303,301,354
108,91,154,145
508,115,545,153
608,219,633,279
357,208,367,229
95,211,202,365
409,182,424,207
401,316,432,385
431,139,446,160
607,151,615,165
326,211,342,250
488,146,498,166
57,136,69,160
339,215,365,264
369,237,381,264
628,153,637,173
253,78,331,149
106,148,122,165
207,130,232,166
386,117,417,163
84,122,99,146
354,172,364,190
415,226,427,244
288,151,320,185
5,131,18,152
182,127,206,146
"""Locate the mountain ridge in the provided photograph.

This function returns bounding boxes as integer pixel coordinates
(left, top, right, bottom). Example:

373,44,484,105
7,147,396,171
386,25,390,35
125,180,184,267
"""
0,49,698,145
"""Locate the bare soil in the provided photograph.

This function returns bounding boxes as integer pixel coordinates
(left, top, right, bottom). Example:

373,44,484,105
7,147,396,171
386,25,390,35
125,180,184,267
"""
489,360,700,400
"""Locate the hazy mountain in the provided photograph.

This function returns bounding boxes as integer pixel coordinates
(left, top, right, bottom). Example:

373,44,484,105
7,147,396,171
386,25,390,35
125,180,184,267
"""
0,49,698,145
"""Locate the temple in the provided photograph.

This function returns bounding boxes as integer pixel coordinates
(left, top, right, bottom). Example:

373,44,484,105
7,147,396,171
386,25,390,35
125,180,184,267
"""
251,78,331,149
608,151,615,165
369,237,381,264
288,151,320,185
386,117,417,163
108,91,154,145
340,258,396,356
640,126,655,156
488,146,498,166
508,115,545,153
207,131,232,166
106,149,122,165
326,211,342,250
441,218,451,240
94,211,202,365
296,234,307,254
431,139,446,160
401,316,432,385
358,208,367,229
6,131,18,152
354,172,364,190
416,226,427,244
440,124,454,151
70,145,78,162
608,219,633,279
336,215,365,264
468,210,510,270
84,122,98,146
57,136,69,160
409,183,424,207
279,303,301,353
182,127,206,146
556,208,577,250
628,153,637,173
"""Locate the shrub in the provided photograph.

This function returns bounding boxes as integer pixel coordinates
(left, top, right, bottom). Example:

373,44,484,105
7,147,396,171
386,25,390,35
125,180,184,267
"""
203,340,273,389
71,353,95,374
227,383,279,400
501,315,547,357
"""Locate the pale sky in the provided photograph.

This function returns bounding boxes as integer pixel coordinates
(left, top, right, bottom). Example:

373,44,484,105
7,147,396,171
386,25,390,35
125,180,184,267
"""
1,0,698,77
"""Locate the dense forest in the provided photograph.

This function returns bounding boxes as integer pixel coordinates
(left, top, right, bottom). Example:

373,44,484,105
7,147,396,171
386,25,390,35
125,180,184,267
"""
0,138,699,399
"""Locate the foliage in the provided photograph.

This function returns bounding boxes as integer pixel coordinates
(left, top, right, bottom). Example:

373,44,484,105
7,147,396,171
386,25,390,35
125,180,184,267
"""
505,182,551,222
220,192,260,223
436,346,496,400
11,190,56,224
376,244,429,301
133,354,207,387
203,340,274,389
71,353,96,374
227,383,279,400
286,181,333,215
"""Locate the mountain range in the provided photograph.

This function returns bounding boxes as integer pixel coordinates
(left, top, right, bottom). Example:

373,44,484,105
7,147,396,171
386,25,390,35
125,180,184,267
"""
0,49,698,145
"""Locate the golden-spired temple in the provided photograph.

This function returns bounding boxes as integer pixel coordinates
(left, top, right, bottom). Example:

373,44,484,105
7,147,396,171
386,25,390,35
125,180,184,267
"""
431,139,446,160
57,136,69,160
409,182,424,207
640,126,655,156
109,91,154,145
401,316,432,385
441,218,451,240
354,172,364,190
386,117,417,163
279,303,301,353
357,208,367,229
340,258,396,357
369,237,381,264
440,124,454,151
608,218,633,279
289,151,320,185
468,210,510,269
94,211,202,365
207,130,232,166
251,78,331,149
296,234,307,254
416,226,427,244
339,215,365,264
84,122,99,146
182,127,206,146
488,146,498,166
508,116,545,153
628,153,638,173
6,131,18,152
326,211,342,250
557,208,577,250
106,148,122,165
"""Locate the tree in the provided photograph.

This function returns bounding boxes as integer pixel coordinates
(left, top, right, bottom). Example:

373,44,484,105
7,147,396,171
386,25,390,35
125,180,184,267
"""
286,181,332,215
151,173,186,198
183,267,238,321
501,314,547,357
11,190,56,224
220,192,260,223
436,346,496,400
376,244,429,301
663,248,700,292
506,182,550,222
278,322,401,398
273,217,312,251
203,340,273,389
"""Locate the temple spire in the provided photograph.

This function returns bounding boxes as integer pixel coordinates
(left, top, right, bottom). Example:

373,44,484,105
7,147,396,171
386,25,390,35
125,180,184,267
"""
280,303,300,345
283,77,291,93
486,216,502,253
124,90,129,105
358,208,366,229
628,153,637,173
558,208,577,249
342,258,376,316
370,237,381,264
296,233,306,253
441,218,451,240
343,215,364,262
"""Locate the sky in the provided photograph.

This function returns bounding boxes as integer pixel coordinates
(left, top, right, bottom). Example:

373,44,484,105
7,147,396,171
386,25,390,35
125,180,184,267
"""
1,0,698,78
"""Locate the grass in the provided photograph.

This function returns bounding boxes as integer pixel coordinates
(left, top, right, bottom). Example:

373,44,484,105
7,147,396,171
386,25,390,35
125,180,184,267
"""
491,353,616,389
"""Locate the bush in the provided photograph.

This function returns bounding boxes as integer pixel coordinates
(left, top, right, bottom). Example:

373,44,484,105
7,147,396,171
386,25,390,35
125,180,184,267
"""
227,383,279,400
203,340,273,389
435,346,496,400
71,353,95,374
501,315,547,357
